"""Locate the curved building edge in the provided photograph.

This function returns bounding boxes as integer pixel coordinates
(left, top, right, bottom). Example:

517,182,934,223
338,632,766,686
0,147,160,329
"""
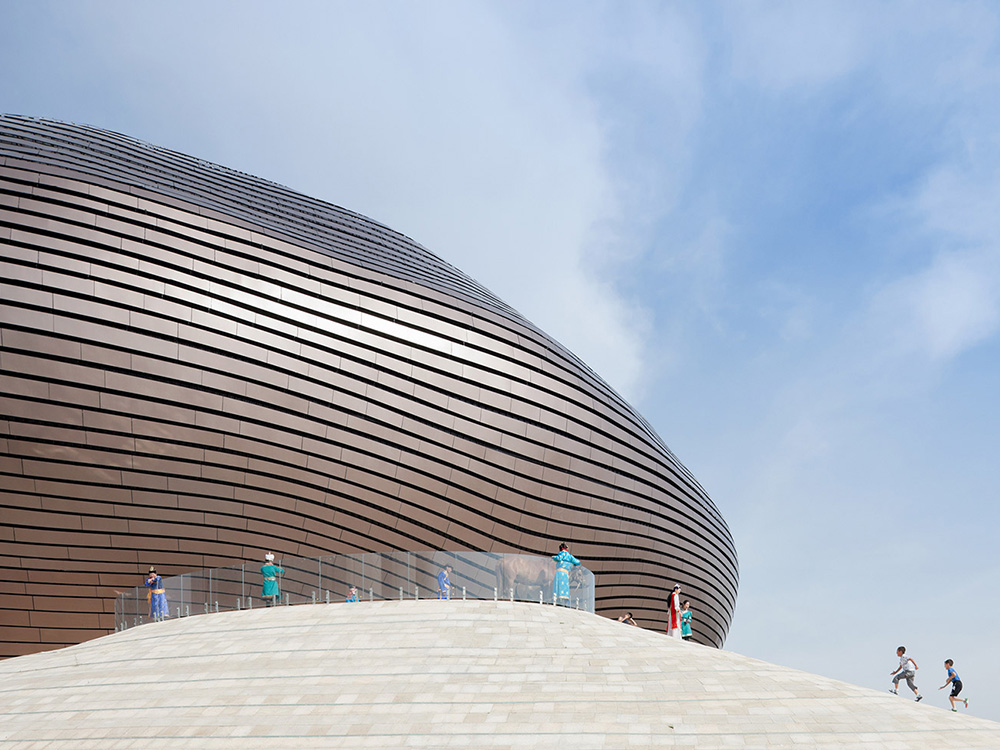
0,114,739,657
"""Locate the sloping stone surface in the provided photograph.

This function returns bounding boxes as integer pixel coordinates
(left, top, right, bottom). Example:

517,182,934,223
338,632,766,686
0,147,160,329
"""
1,600,997,748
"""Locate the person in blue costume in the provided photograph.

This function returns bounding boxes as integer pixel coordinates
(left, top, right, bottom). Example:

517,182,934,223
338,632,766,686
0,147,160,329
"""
144,566,168,619
437,565,453,600
680,600,694,641
551,542,581,605
346,585,359,603
260,552,284,606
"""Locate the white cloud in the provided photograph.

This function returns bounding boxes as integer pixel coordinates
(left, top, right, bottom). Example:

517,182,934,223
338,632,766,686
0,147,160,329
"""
874,249,1000,360
870,160,1000,362
40,1,656,403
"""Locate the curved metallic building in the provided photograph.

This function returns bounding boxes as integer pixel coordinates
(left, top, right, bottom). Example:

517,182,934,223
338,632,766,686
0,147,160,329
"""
0,115,738,655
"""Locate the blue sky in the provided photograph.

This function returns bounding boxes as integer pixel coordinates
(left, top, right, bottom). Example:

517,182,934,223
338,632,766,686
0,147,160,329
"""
3,0,998,721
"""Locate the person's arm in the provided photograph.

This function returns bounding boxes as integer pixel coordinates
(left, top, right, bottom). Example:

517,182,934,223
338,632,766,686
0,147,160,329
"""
890,664,900,675
939,674,954,690
910,659,918,670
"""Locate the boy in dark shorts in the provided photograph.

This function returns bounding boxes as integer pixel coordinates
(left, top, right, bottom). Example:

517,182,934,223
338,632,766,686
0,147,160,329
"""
939,659,969,711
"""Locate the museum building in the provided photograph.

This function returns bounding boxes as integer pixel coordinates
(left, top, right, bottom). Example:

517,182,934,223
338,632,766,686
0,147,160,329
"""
0,115,738,656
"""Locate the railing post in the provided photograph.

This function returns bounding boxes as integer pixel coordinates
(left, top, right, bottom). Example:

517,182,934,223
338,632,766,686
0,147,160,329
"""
399,586,403,601
509,588,513,602
415,586,419,600
311,591,316,605
493,586,497,601
369,587,373,602
326,591,330,604
462,586,466,601
285,593,289,606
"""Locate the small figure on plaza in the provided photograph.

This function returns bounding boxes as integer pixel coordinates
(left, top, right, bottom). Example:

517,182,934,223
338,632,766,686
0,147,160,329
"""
144,566,168,619
551,543,581,606
437,564,453,600
889,645,922,702
666,584,682,639
346,585,359,603
260,552,284,606
617,612,638,626
939,659,969,711
680,600,694,641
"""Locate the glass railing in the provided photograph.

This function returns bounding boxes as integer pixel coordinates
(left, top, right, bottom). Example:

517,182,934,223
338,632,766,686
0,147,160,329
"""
114,550,595,631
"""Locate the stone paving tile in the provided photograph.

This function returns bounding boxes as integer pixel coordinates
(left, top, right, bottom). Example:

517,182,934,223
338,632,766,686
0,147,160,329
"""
1,600,999,748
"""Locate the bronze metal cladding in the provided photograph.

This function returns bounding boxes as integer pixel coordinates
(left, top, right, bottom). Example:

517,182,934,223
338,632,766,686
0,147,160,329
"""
0,115,738,656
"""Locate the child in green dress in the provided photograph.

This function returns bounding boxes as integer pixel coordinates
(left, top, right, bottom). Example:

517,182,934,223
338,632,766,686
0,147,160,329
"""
680,600,693,641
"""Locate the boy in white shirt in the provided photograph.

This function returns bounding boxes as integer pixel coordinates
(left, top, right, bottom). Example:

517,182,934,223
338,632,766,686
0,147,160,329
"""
889,645,922,702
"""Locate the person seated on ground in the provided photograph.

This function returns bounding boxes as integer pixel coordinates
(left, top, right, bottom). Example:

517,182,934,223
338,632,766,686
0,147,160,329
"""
617,612,637,626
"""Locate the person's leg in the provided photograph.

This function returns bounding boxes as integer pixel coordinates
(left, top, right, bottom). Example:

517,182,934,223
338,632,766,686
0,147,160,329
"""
952,682,966,709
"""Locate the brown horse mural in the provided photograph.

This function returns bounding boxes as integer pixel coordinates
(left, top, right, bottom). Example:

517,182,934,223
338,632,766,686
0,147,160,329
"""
496,554,585,601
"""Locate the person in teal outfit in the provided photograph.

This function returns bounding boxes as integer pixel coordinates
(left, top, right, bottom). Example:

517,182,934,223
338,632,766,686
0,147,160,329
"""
260,552,284,606
551,543,581,605
680,600,694,641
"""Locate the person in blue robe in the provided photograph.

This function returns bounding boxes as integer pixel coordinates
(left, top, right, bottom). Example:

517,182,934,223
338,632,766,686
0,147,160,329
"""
437,565,453,599
260,552,284,606
551,543,581,605
144,566,168,619
346,585,359,603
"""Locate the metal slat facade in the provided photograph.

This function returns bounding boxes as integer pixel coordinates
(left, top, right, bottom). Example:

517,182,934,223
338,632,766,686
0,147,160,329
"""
0,115,738,656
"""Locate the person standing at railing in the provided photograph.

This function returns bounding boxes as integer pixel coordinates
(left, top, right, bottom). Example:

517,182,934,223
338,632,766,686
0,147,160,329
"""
437,564,453,600
551,543,580,606
144,566,168,619
346,585,359,603
260,552,284,606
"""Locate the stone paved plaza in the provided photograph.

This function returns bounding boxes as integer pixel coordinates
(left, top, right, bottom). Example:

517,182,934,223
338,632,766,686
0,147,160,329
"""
1,600,998,748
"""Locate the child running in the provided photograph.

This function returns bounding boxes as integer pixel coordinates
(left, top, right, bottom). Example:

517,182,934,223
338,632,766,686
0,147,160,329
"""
939,659,969,711
889,646,922,702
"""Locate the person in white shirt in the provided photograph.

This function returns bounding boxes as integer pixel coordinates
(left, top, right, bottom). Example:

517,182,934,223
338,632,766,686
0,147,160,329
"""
889,645,922,701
